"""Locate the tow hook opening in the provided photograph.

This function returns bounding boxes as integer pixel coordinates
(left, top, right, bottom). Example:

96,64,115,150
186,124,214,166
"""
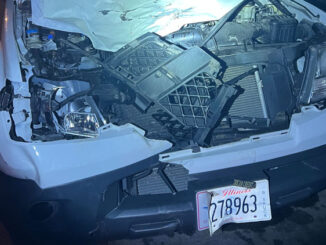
29,201,56,222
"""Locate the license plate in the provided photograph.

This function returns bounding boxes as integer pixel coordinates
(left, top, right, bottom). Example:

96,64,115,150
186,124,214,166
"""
196,179,272,235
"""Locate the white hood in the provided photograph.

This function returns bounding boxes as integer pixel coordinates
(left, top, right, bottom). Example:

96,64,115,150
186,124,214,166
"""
31,0,243,52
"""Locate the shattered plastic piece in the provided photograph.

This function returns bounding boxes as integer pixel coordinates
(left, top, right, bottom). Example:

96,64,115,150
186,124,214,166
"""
42,39,57,52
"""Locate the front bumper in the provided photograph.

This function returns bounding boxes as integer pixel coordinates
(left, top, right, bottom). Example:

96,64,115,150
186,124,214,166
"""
1,144,326,243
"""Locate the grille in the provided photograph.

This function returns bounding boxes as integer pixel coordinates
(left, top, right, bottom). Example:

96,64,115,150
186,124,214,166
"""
109,33,183,85
136,164,189,195
159,72,218,128
116,42,175,79
137,169,172,195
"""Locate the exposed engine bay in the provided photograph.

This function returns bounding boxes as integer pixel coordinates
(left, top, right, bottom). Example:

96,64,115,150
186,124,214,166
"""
8,0,326,150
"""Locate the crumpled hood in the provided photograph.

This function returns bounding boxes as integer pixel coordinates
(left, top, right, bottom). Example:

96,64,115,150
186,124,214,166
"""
31,0,243,52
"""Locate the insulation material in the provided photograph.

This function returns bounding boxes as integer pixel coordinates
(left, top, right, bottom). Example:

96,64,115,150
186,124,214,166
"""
31,0,242,52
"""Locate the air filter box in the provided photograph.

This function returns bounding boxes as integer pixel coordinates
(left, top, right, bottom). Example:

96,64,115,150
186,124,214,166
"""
109,33,222,128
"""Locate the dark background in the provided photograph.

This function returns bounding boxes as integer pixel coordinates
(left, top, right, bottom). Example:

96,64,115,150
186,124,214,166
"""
305,0,326,12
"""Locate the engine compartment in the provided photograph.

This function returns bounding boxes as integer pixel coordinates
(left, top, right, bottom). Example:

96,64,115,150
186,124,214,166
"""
9,0,326,150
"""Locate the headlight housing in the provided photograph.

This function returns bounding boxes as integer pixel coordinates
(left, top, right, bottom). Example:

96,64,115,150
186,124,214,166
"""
53,96,105,138
310,77,326,103
300,43,326,104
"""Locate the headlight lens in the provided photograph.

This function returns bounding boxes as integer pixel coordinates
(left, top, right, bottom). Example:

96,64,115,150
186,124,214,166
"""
63,112,100,137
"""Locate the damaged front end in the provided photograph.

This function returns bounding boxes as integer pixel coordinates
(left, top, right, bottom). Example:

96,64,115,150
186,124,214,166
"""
2,0,326,242
1,0,326,185
9,0,298,145
1,0,326,189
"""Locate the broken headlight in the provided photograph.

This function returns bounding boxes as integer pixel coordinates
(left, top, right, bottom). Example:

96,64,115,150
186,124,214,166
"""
63,112,100,137
58,96,106,138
